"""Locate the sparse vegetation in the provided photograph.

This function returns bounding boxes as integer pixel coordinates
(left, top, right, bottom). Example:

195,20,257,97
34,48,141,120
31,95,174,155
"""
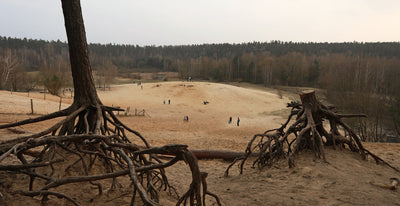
43,74,62,96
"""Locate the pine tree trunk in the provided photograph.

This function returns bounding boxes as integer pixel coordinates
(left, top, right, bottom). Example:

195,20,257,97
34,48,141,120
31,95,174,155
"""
61,0,100,107
0,1,222,204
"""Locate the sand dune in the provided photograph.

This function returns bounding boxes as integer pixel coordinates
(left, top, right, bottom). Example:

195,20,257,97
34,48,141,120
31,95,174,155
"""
0,81,399,205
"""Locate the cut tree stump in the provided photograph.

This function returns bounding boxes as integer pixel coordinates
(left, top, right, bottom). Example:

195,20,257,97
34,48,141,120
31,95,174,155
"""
225,90,400,176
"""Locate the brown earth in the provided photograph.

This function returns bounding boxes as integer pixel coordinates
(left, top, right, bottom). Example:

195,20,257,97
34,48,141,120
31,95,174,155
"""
0,81,399,205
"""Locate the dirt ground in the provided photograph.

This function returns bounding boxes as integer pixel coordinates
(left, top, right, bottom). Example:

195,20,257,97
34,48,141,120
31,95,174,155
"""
0,81,399,205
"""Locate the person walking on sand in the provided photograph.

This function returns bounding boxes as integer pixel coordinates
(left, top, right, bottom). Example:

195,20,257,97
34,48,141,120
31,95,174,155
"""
228,117,232,124
168,99,171,104
237,117,240,126
163,100,165,104
183,116,189,122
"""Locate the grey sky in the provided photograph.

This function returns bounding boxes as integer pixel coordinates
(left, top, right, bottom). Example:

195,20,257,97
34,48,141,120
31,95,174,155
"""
1,0,399,46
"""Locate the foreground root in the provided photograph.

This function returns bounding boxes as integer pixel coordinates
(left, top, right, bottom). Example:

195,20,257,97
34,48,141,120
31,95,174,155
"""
370,177,399,190
226,90,399,176
0,104,219,205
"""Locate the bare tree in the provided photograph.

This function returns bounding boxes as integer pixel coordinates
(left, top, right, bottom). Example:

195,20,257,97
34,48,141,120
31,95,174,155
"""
0,48,19,90
95,59,118,90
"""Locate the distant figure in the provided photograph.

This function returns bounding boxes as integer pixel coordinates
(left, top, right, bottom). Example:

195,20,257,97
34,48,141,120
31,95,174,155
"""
188,76,192,82
168,99,171,104
228,117,232,124
163,100,166,104
237,117,240,126
184,116,189,122
203,101,209,105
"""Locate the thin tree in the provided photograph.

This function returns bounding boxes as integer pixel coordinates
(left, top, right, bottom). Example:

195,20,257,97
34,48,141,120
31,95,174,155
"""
0,0,219,205
0,48,19,90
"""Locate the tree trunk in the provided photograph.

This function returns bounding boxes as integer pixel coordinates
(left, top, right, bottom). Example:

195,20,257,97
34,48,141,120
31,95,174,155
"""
0,1,221,205
61,0,100,107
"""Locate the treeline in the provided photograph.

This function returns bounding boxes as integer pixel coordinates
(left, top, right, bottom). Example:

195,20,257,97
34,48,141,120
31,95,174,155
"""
2,36,400,72
1,36,400,141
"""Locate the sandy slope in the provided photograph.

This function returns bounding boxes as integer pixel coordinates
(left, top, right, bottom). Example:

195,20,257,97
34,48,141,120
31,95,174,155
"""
96,82,290,151
0,81,399,205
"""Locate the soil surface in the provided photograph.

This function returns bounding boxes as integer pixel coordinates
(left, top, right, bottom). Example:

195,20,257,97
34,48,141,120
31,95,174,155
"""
0,82,399,205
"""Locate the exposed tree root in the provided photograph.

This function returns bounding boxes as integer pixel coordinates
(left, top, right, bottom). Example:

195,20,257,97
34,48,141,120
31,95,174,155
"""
0,103,220,206
201,172,222,206
370,177,399,190
0,0,220,205
225,90,400,176
12,190,80,206
4,127,252,161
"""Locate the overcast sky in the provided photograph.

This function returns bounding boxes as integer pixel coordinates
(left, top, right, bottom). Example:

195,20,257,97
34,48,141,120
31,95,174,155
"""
1,0,399,46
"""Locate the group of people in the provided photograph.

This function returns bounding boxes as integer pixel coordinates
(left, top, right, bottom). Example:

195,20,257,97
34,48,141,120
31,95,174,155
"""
228,116,240,126
161,98,241,126
181,116,240,126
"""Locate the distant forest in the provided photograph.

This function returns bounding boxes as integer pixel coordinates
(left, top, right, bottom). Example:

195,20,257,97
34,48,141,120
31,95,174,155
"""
1,36,400,142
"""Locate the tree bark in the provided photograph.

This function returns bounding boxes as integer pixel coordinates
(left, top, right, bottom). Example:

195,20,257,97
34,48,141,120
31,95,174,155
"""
61,0,100,107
